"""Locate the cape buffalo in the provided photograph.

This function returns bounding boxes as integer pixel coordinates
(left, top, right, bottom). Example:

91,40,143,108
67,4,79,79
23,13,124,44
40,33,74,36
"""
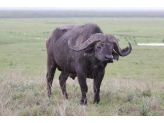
46,23,132,105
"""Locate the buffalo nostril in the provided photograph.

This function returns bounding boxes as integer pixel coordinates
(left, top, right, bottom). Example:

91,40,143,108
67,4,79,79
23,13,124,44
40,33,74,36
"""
105,55,113,59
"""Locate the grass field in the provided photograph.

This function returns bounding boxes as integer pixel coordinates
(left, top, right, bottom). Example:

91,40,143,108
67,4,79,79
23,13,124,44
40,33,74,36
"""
0,15,164,115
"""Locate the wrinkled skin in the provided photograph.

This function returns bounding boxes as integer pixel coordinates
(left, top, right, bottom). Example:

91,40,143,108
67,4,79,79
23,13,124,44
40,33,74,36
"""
46,23,131,105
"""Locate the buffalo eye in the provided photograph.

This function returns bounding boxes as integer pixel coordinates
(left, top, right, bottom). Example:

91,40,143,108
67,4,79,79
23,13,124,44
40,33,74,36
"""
97,46,101,49
101,43,105,47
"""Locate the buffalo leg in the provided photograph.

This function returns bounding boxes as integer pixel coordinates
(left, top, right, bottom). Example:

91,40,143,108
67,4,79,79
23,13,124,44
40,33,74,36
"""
93,69,105,104
59,72,69,99
77,73,88,105
46,58,56,97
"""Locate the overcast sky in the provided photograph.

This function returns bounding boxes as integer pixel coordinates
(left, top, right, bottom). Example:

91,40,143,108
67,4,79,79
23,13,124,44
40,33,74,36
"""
1,7,164,11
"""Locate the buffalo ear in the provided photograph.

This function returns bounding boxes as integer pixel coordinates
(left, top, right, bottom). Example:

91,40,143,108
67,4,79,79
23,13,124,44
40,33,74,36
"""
112,50,119,60
84,46,94,57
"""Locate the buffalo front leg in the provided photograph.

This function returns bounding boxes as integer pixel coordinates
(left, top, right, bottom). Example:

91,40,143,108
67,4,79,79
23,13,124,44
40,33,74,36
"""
59,72,69,99
46,58,56,97
93,69,105,104
77,73,88,105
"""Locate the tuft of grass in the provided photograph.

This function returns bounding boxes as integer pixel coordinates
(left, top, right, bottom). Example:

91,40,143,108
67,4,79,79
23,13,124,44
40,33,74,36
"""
142,88,151,97
126,91,134,102
139,97,151,116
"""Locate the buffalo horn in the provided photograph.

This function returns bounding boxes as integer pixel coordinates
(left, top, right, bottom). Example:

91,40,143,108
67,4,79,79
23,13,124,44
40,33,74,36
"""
68,33,132,56
68,33,104,51
108,35,132,56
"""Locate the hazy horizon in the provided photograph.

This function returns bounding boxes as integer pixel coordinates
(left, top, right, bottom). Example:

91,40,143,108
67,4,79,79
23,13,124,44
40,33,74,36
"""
1,7,164,11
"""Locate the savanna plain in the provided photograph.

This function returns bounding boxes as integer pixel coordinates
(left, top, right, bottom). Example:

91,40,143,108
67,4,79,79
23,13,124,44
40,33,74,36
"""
0,11,164,116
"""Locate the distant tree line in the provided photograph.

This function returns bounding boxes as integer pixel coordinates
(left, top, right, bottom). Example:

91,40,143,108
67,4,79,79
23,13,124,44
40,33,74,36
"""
0,10,164,18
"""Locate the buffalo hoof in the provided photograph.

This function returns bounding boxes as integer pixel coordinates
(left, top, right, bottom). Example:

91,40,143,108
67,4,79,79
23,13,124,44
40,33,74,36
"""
47,93,53,98
62,93,68,99
64,94,68,99
93,99,100,104
80,99,87,105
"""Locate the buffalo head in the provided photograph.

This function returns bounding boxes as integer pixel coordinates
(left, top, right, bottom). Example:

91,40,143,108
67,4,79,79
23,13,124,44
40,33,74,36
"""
68,33,132,63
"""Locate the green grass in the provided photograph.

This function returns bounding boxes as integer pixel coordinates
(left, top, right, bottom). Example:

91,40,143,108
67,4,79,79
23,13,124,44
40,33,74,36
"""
0,17,164,115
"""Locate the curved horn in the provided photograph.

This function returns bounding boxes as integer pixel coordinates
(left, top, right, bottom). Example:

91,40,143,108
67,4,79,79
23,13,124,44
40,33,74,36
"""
68,33,104,51
108,35,132,56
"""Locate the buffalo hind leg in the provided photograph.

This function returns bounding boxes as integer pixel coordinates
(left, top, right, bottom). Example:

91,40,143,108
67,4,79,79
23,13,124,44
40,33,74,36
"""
93,69,105,104
77,73,88,105
59,72,69,99
46,59,56,98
